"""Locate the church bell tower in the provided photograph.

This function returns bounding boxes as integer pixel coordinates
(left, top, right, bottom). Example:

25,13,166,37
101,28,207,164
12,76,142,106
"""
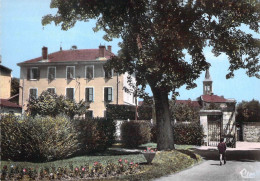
203,69,213,95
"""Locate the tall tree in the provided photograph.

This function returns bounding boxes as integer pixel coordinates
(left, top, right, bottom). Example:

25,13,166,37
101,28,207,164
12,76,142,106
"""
11,77,20,96
42,0,260,150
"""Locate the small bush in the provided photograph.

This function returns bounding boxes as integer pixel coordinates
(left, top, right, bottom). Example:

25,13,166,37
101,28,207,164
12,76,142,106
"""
1,115,79,162
173,122,204,145
138,106,153,120
73,118,116,153
106,104,136,120
121,121,151,148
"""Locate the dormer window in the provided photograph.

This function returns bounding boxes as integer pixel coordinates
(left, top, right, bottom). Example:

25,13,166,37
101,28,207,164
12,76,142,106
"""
66,66,75,79
48,67,56,80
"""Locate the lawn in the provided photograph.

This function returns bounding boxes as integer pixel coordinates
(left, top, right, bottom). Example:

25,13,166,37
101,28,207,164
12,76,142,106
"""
1,144,201,180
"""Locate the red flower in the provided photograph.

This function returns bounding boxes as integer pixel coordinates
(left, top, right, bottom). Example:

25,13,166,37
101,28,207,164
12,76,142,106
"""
130,162,133,165
151,150,154,153
118,159,122,162
82,167,85,171
94,162,99,166
124,159,128,163
75,167,79,171
148,147,151,150
23,168,26,172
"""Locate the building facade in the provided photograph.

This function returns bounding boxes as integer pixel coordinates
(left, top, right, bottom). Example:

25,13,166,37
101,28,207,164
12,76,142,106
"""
0,64,12,99
17,46,136,117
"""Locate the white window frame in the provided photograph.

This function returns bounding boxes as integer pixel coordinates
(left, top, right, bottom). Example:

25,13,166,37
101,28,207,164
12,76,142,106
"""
85,87,94,102
65,87,75,100
28,88,38,100
47,66,56,80
66,66,75,79
103,67,114,79
103,86,113,102
30,67,38,80
47,87,56,94
85,65,94,79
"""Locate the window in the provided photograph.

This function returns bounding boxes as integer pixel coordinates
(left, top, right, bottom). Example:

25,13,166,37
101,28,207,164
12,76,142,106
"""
104,67,113,78
48,67,56,80
47,88,56,94
85,110,93,119
66,88,74,100
66,66,75,79
27,67,39,80
85,88,94,102
29,88,37,99
104,87,113,102
85,66,94,79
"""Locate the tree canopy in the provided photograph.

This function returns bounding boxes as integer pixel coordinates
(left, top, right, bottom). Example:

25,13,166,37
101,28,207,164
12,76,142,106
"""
43,0,260,150
236,99,260,123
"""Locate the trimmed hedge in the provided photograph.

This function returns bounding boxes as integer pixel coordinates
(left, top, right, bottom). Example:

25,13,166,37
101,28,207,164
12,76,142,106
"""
1,115,78,162
151,122,204,145
121,120,151,148
106,104,152,120
73,118,116,153
173,122,204,145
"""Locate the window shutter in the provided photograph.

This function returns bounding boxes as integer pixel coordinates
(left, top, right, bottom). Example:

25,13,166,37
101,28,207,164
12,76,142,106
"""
27,68,30,80
104,88,108,102
85,88,89,102
108,87,112,101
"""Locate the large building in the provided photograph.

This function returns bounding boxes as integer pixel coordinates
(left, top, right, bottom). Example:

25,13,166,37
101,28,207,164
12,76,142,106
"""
17,46,136,117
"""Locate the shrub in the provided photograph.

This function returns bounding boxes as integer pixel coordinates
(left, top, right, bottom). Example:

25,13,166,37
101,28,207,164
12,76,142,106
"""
73,118,116,153
150,122,204,145
1,115,79,162
121,121,151,148
138,106,153,120
27,90,88,119
173,122,204,145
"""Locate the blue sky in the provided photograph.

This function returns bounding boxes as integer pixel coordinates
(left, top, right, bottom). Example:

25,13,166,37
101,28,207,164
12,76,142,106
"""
1,0,259,103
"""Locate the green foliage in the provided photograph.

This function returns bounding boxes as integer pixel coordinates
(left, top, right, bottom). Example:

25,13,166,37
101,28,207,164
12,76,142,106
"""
11,77,19,96
73,118,116,153
170,100,200,122
1,115,79,162
121,121,151,148
173,122,204,145
27,90,88,119
236,99,260,123
106,104,152,120
138,106,153,120
151,122,204,145
106,104,135,120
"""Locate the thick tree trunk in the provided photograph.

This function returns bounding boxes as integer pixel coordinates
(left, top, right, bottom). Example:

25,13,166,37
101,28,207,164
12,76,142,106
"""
151,87,175,150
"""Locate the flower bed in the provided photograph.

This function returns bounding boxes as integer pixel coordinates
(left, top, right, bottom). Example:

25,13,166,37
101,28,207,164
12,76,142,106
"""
1,159,141,180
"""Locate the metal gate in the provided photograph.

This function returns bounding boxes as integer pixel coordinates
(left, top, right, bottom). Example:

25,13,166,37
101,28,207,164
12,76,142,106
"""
208,120,221,146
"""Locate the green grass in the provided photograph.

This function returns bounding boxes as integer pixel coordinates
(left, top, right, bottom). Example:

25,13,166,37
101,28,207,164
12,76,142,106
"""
139,143,195,150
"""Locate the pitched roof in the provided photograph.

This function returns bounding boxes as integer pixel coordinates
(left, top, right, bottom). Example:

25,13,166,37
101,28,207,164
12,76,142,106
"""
0,99,21,108
18,49,114,65
201,94,228,103
0,64,12,72
176,100,201,107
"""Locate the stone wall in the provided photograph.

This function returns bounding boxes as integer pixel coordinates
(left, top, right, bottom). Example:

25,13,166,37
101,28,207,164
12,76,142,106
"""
242,122,260,142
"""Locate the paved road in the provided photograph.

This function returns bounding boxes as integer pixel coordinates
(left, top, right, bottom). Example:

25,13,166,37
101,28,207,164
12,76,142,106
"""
154,142,260,181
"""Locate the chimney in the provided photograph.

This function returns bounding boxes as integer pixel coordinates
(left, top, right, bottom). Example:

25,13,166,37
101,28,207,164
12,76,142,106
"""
107,45,112,52
42,46,48,60
99,45,105,57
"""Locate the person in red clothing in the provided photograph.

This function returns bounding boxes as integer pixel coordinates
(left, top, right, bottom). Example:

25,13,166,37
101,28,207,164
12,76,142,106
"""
218,138,227,166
